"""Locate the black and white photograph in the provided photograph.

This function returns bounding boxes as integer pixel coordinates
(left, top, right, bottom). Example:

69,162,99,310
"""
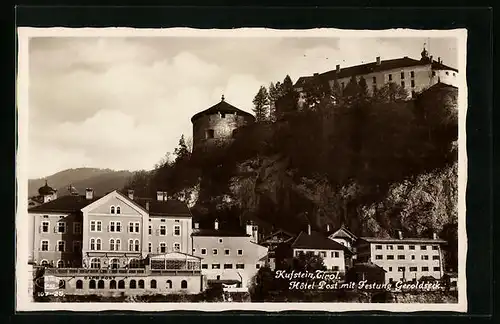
16,27,467,312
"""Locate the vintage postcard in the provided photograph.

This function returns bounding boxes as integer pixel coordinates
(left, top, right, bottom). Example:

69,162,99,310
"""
16,27,467,312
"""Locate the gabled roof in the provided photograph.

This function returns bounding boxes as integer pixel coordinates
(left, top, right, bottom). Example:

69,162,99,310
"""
133,198,191,216
28,194,100,213
329,226,358,241
291,230,347,251
190,99,255,123
262,229,295,244
294,56,458,88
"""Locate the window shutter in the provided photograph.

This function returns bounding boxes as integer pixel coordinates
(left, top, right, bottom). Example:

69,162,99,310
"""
53,226,57,233
156,229,159,236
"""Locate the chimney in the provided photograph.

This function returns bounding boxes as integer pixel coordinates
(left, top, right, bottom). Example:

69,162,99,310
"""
376,56,381,65
430,55,433,62
127,189,134,200
307,224,311,235
85,188,94,200
326,224,331,232
437,57,441,64
336,64,340,73
214,219,219,230
193,222,200,233
397,230,403,240
156,191,164,201
433,232,438,240
145,201,150,211
246,222,253,236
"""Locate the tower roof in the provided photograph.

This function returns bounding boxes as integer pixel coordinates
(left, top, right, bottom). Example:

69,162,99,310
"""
38,180,56,196
190,97,254,123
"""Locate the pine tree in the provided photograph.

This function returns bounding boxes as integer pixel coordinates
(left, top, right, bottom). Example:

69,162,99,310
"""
331,77,343,106
343,75,360,106
357,76,369,102
268,82,279,122
174,135,190,162
252,86,270,122
282,75,294,94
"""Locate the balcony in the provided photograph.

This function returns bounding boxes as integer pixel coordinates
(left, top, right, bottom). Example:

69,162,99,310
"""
44,267,201,277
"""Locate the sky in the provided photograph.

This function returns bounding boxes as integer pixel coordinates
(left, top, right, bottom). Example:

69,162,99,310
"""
27,34,458,179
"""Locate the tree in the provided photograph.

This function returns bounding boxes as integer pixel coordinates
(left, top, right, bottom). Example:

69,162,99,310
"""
331,77,343,106
292,252,327,272
282,75,294,94
268,82,280,122
252,86,270,122
302,74,331,110
343,75,360,106
373,82,409,103
174,135,190,162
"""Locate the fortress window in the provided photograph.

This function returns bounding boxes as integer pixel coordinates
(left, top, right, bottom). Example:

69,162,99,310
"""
205,129,215,139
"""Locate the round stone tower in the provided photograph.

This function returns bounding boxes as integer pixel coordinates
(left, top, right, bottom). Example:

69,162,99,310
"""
191,95,255,153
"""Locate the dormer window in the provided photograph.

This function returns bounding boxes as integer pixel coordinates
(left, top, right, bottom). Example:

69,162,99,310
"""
110,206,115,214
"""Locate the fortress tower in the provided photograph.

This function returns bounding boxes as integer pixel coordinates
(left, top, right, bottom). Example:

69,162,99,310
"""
191,95,255,153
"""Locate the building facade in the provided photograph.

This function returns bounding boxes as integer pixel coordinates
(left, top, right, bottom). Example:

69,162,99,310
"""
191,220,268,290
355,233,447,284
191,95,255,153
293,48,459,110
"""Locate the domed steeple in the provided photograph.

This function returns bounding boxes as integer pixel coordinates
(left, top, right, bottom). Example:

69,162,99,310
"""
420,44,431,62
38,180,56,196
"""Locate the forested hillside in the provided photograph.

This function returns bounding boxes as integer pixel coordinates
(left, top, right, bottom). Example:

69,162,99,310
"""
124,74,459,271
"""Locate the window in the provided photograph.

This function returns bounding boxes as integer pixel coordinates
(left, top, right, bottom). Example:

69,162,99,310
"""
130,259,140,268
388,267,392,272
73,241,81,253
201,264,208,269
96,238,101,250
388,74,392,81
397,255,405,260
110,280,117,289
205,129,215,139
138,280,145,289
174,225,181,236
135,223,139,233
118,280,125,289
40,260,49,267
110,259,120,269
372,84,377,92
166,280,173,289
160,218,166,223
410,267,417,272
420,245,427,250
372,76,376,83
398,267,405,272
90,238,96,251
201,248,207,255
76,280,83,289
134,240,140,252
432,71,436,77
41,240,49,251
212,249,218,255
236,264,245,269
409,245,415,250
411,255,415,260
115,239,121,251
386,245,394,250
130,280,137,289
110,239,115,251
401,81,405,88
57,240,65,252
181,280,188,289
128,239,134,252
432,245,439,250
375,255,383,260
116,222,122,232
224,264,233,269
332,266,339,271
173,243,180,252
41,221,49,233
116,206,121,214
320,251,326,258
421,255,429,260
57,260,64,268
129,222,134,233
225,249,230,256
397,245,404,250
150,280,157,289
422,266,429,272
432,255,440,260
57,222,66,233
332,251,339,258
256,264,261,269
149,225,152,235
375,245,382,250
400,71,405,79
160,242,166,253
433,267,440,271
387,255,394,260
110,206,115,214
98,280,105,289
219,239,223,243
445,71,449,76
148,243,152,253
212,264,220,269
410,71,415,78
89,280,96,289
96,221,102,232
237,249,243,255
159,225,166,236
90,258,101,269
109,222,116,232
411,80,415,88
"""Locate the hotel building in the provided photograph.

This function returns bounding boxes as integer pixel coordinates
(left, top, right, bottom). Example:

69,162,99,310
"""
354,232,447,284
